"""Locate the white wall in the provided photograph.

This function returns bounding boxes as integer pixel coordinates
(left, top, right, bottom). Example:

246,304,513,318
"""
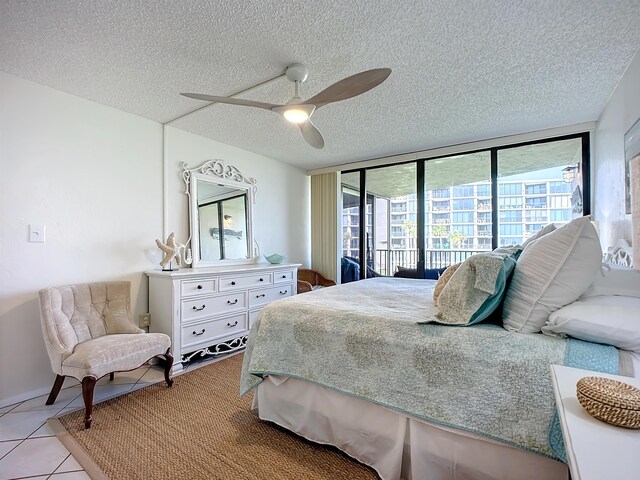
165,126,310,268
594,49,640,250
0,72,311,407
0,71,164,406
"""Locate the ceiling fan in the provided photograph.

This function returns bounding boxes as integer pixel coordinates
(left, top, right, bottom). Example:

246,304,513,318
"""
181,64,391,149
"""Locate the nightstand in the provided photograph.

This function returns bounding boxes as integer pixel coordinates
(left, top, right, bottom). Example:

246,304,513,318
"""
550,365,640,480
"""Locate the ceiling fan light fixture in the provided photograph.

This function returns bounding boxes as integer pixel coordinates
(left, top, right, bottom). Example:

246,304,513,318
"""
272,104,316,124
283,108,310,123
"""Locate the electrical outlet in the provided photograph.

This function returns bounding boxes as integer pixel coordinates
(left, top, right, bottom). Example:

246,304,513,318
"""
139,313,151,328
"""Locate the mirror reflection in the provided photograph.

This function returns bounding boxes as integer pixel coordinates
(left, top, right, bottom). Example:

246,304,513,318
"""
184,160,256,267
197,180,249,261
196,180,249,261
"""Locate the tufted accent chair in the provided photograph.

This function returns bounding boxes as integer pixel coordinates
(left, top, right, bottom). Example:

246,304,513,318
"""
39,281,173,428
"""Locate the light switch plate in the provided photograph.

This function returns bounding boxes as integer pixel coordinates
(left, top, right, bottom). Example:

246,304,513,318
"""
29,224,45,243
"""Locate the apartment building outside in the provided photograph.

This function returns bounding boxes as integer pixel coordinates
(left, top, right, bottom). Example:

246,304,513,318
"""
342,178,574,276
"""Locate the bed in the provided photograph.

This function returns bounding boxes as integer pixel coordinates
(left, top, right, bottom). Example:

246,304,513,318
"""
240,228,638,480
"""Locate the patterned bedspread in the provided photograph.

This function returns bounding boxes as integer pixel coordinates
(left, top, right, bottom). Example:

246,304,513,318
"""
240,277,620,461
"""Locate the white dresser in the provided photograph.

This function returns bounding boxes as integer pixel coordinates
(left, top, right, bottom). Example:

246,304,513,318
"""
147,263,300,373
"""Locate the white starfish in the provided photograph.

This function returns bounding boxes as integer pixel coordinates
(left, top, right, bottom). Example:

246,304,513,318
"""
155,232,179,267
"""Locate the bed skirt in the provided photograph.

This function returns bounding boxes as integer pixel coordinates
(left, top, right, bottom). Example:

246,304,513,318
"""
253,375,569,480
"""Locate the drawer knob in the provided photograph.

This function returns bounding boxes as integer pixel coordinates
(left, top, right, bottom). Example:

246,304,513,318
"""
231,281,236,286
256,293,266,298
197,284,203,290
226,321,238,328
192,329,206,336
227,299,238,305
259,278,264,282
192,304,206,311
280,290,288,295
281,275,287,279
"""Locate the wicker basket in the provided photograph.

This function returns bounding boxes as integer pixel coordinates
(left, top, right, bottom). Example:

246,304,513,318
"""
576,376,640,429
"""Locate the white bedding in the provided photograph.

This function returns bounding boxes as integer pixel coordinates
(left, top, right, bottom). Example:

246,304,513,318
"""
254,376,569,480
251,350,640,480
245,278,636,480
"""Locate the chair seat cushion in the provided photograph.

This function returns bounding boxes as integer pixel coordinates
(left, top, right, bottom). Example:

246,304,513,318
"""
62,333,171,381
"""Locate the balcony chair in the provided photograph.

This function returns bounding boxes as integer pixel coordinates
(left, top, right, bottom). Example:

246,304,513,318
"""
297,269,337,293
39,281,173,428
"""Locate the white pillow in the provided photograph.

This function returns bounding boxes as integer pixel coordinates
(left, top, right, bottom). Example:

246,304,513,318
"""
581,264,640,298
521,223,556,250
502,216,602,333
542,296,640,352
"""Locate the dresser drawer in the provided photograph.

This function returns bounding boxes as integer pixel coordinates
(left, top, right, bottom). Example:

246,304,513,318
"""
181,279,216,297
273,269,294,284
249,284,293,308
219,273,273,291
181,292,247,322
249,309,261,328
181,313,247,348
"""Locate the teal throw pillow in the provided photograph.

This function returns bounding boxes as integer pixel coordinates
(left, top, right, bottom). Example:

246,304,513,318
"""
433,252,517,326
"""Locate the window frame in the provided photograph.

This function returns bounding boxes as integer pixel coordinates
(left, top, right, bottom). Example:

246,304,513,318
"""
341,131,590,279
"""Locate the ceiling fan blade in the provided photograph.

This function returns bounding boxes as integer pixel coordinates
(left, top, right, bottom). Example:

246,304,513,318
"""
304,68,391,108
181,93,280,111
299,120,325,149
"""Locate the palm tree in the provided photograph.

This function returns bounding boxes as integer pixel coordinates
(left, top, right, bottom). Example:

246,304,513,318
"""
448,230,466,249
432,225,448,248
403,219,417,248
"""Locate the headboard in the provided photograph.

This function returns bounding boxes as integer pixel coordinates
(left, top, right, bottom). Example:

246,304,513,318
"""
603,239,633,268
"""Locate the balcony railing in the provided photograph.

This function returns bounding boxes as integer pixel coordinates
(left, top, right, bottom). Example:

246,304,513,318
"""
373,249,483,276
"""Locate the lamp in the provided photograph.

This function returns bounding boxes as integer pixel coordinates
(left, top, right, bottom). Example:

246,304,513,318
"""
562,165,578,183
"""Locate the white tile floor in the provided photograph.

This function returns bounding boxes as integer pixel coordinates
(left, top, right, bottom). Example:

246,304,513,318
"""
0,362,170,480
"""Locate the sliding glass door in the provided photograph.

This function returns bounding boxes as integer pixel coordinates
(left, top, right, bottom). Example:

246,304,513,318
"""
366,163,417,277
341,165,417,280
340,132,589,281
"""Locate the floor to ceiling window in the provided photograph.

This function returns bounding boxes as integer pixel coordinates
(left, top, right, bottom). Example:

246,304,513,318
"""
340,132,589,281
497,137,583,247
423,151,492,269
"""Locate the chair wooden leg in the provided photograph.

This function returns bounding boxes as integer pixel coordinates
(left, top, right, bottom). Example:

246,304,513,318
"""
163,348,174,387
81,377,97,429
45,375,65,405
109,372,115,381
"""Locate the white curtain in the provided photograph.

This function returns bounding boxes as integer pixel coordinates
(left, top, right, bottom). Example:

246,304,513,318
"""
311,173,340,282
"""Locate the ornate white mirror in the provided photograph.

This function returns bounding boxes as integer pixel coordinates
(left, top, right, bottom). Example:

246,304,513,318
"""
183,160,256,267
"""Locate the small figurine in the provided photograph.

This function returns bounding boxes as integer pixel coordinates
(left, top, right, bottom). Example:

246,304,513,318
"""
155,232,192,270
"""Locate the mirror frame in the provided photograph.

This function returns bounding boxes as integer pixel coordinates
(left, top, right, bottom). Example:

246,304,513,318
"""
182,160,257,267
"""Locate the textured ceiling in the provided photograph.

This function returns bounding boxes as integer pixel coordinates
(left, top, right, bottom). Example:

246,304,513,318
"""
1,0,639,171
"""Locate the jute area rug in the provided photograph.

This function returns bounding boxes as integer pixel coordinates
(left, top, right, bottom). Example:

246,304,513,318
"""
51,353,378,480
